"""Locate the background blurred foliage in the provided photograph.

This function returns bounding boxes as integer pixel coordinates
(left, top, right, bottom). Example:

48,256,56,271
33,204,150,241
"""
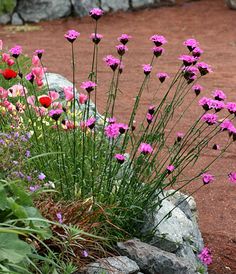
0,0,16,15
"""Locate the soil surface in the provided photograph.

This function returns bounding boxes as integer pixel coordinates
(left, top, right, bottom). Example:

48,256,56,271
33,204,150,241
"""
1,0,236,273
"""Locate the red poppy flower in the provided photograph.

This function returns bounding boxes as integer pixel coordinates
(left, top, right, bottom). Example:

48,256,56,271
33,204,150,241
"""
38,95,52,108
1,68,18,80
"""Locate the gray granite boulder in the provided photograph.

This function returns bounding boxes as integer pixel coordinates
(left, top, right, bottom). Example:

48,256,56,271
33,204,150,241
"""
225,0,236,9
11,12,23,25
101,0,129,12
0,14,11,25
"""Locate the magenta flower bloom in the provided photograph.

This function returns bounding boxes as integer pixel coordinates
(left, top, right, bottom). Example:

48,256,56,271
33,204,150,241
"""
198,97,211,111
105,123,120,139
150,35,167,46
228,172,236,183
79,93,88,104
116,44,128,56
182,66,198,81
192,84,203,96
29,185,40,192
192,47,203,58
108,117,116,124
90,33,103,44
226,102,236,115
207,99,225,112
38,172,46,180
152,46,165,58
212,89,226,101
85,117,96,130
115,154,125,164
64,30,80,43
118,123,129,134
183,38,199,51
25,72,35,83
176,132,184,142
148,105,155,115
56,212,63,224
139,143,153,155
201,113,218,125
142,64,152,75
201,173,214,184
34,49,44,59
89,8,104,20
9,45,22,58
198,247,212,265
167,165,175,174
118,34,132,45
82,250,89,257
104,55,120,71
49,109,63,121
179,55,196,67
81,81,97,93
146,113,154,124
197,62,212,76
212,144,220,150
157,72,169,83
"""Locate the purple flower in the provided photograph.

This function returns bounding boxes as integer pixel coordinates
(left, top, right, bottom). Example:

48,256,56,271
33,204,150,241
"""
82,250,89,257
207,99,225,112
167,165,175,174
0,139,5,145
139,143,153,155
105,123,120,139
118,123,129,134
142,64,152,75
115,154,125,164
118,34,132,45
157,72,169,83
9,45,22,58
34,49,44,59
198,97,211,111
148,105,155,115
116,44,128,56
182,66,198,82
228,172,236,184
192,84,203,96
25,72,35,83
212,89,226,101
201,113,218,125
146,113,154,124
179,55,196,66
152,46,165,58
29,185,40,192
150,35,167,46
25,150,30,158
201,173,214,184
64,30,80,43
90,33,103,44
226,102,236,115
176,132,184,142
89,8,104,20
56,212,63,224
183,38,199,51
49,109,63,121
192,47,203,58
81,81,97,93
104,55,120,71
198,247,212,265
108,117,116,124
197,62,212,76
85,117,96,130
38,172,46,180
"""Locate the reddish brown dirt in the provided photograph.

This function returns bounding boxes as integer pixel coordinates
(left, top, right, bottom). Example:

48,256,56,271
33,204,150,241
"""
1,0,236,273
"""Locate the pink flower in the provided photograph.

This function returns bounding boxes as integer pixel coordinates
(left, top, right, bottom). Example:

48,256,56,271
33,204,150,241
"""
115,154,125,164
146,113,153,124
226,102,236,115
85,117,96,129
150,35,167,46
152,46,165,57
90,33,103,44
201,113,218,125
207,99,225,112
148,105,155,115
198,97,211,111
212,89,226,101
29,185,40,192
118,34,132,45
79,93,88,104
0,87,8,99
49,109,63,121
201,173,214,184
63,86,74,101
108,117,116,124
192,47,203,58
198,247,212,265
142,64,152,75
64,30,80,43
157,72,169,83
25,72,35,83
27,95,36,106
105,123,120,139
167,165,175,174
48,90,60,101
56,212,63,224
179,55,196,66
32,55,40,66
183,38,199,51
228,172,236,184
2,53,14,66
182,66,198,82
139,143,153,155
192,84,203,96
34,49,44,59
89,8,104,20
104,55,120,71
212,144,220,150
197,62,212,75
8,84,27,97
9,45,22,58
118,123,129,134
116,44,128,56
0,40,2,50
81,81,97,93
176,132,184,142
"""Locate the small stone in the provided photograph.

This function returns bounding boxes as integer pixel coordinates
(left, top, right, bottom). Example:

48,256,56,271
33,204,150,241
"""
0,14,11,25
225,0,236,9
11,12,23,25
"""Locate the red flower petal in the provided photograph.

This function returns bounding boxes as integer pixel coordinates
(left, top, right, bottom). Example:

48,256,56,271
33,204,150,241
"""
38,95,52,108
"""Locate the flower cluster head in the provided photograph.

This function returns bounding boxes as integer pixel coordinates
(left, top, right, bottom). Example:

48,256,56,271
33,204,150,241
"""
226,102,236,115
117,123,129,134
208,99,225,112
220,119,234,131
116,44,128,56
212,89,226,101
198,247,212,265
38,95,52,108
34,49,44,59
115,154,125,164
167,165,175,174
228,172,236,184
8,84,27,97
2,52,15,66
152,46,165,58
176,132,184,142
192,47,203,58
38,172,46,180
25,72,35,83
49,109,63,121
199,97,211,111
90,33,103,44
81,81,97,93
148,105,155,115
182,66,198,83
146,113,154,124
201,173,214,184
9,45,22,58
63,86,73,101
79,93,88,104
139,143,153,155
89,8,104,20
118,34,132,45
104,55,120,71
142,64,152,75
1,68,17,80
150,35,167,46
64,30,80,43
56,212,63,224
201,113,218,125
192,84,203,96
197,62,212,76
85,117,96,130
29,185,40,192
157,72,169,83
183,38,199,51
179,55,196,67
105,123,120,139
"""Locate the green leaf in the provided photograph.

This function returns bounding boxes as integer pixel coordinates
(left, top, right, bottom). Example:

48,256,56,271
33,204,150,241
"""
0,186,9,210
0,233,31,264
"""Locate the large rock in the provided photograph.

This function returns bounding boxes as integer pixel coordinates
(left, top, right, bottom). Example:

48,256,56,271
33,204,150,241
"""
101,0,130,12
132,0,155,8
16,0,72,23
117,239,195,274
11,12,23,25
72,0,99,17
82,256,140,274
0,14,11,25
225,0,236,9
